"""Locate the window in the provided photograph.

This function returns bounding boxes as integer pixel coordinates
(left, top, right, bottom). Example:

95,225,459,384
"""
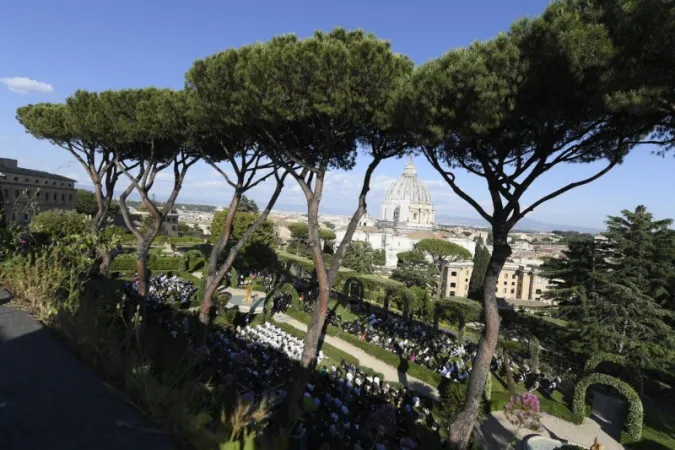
503,288,507,293
450,282,456,288
3,189,7,199
512,282,515,286
53,182,56,185
45,193,49,201
511,289,515,294
503,281,507,285
535,289,542,295
35,179,39,184
451,271,457,276
450,291,456,296
69,194,72,201
465,278,468,282
45,180,48,185
14,177,18,181
61,194,65,202
25,178,29,182
15,190,19,198
513,274,517,278
61,183,64,187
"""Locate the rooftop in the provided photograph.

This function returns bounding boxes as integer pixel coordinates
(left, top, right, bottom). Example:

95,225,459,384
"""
0,159,76,183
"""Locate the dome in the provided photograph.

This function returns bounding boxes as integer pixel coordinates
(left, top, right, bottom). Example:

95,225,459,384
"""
384,156,432,205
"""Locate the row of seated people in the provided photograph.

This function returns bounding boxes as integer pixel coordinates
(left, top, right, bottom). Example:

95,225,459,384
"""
125,274,196,308
491,355,563,397
341,311,476,376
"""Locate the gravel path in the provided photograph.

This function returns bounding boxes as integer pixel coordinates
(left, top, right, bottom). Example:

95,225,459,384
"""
0,302,174,450
274,313,440,399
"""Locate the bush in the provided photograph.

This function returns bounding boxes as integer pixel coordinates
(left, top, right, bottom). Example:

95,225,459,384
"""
30,210,91,239
529,336,540,372
182,250,205,272
150,256,182,271
110,255,137,271
230,267,238,288
573,372,643,440
249,281,266,292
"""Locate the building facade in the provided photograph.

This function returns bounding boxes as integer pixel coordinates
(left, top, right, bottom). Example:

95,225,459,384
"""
442,261,550,302
0,158,76,225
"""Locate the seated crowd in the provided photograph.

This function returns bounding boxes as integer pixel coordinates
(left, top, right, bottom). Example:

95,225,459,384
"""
341,311,476,381
149,308,446,449
125,274,196,308
491,355,564,398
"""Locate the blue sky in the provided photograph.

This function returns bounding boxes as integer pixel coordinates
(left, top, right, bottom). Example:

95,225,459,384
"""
1,0,673,229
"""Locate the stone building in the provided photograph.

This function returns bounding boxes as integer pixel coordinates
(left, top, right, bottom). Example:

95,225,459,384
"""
442,261,550,302
0,158,76,225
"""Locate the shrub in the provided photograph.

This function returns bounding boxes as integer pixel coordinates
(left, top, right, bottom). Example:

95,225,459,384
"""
30,210,91,240
183,250,205,272
151,256,182,271
110,255,137,272
249,281,266,292
573,372,643,440
504,392,543,434
230,267,238,288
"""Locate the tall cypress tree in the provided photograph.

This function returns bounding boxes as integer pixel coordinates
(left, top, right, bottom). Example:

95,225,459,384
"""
468,237,490,300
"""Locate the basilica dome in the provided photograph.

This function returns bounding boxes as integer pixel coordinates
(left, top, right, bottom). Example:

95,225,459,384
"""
379,157,435,229
384,157,433,205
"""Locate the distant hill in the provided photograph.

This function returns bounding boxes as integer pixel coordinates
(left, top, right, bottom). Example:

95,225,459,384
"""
436,214,602,233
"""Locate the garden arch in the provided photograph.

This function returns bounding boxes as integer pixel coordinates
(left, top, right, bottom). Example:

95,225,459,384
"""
342,276,365,305
585,352,643,394
573,372,643,440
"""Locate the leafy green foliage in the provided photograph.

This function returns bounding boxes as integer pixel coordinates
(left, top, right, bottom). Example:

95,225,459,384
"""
30,210,91,240
210,210,275,249
468,237,490,300
75,189,119,217
238,195,258,213
573,372,643,440
373,249,386,267
543,206,675,367
342,241,376,274
391,248,437,292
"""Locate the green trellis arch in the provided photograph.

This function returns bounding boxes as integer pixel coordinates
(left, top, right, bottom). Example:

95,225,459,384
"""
573,372,643,440
585,351,643,394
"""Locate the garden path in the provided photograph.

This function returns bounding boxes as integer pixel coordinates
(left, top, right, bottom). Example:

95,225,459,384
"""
274,313,440,400
476,410,624,450
0,302,174,450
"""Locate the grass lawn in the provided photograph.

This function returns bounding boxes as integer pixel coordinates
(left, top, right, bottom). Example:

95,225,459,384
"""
621,408,675,450
489,374,576,423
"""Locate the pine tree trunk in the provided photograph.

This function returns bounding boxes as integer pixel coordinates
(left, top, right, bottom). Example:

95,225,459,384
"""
199,194,241,325
288,193,330,421
448,227,511,449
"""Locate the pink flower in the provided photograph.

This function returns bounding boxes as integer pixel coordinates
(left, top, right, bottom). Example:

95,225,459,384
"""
504,392,543,432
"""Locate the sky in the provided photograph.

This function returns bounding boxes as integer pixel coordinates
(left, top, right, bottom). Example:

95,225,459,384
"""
1,0,673,229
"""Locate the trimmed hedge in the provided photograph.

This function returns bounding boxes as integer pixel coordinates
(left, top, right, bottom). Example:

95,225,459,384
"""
584,351,643,394
573,372,643,440
110,255,183,272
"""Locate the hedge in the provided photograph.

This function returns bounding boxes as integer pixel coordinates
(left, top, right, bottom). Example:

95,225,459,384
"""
584,351,643,394
182,250,205,272
110,255,183,272
573,372,643,440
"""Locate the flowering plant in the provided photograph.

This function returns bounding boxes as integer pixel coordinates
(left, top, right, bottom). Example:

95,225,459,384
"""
504,392,543,433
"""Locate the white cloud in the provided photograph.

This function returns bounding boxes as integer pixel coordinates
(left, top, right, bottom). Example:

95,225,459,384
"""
0,77,53,94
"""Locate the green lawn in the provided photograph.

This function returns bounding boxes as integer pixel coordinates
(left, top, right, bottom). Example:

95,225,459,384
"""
621,408,675,450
